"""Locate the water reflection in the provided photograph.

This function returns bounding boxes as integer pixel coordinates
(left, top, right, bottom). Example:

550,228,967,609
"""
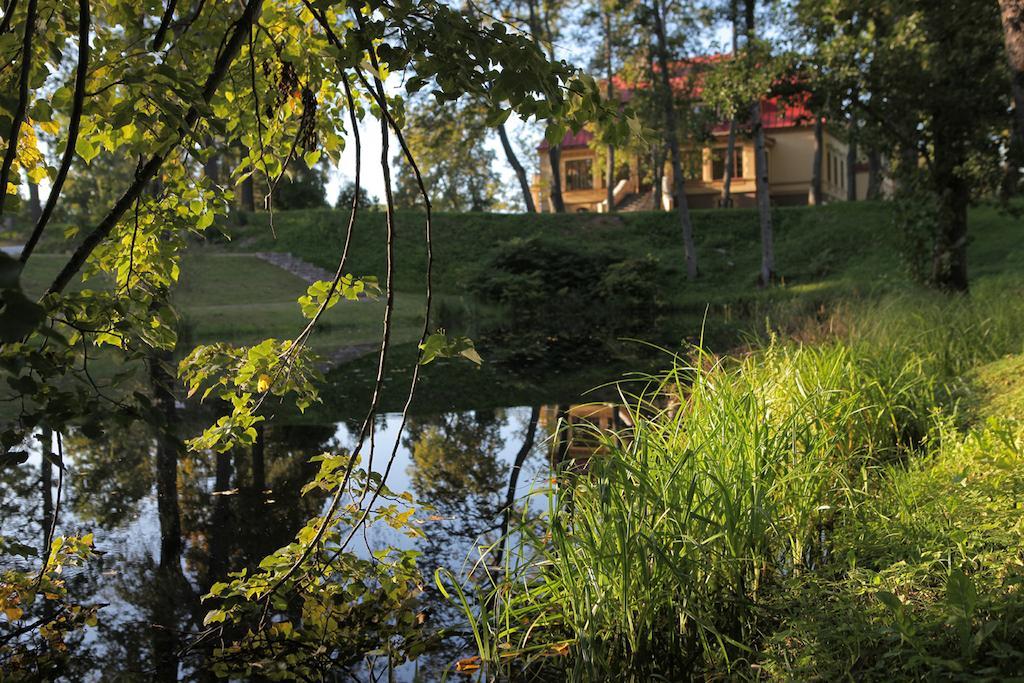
0,398,625,680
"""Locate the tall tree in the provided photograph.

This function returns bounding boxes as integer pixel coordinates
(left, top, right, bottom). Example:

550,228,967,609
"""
846,110,858,201
1001,0,1024,149
604,3,617,212
796,0,1009,291
649,0,698,279
394,96,505,212
743,0,774,286
811,115,824,204
720,1,739,208
497,123,537,212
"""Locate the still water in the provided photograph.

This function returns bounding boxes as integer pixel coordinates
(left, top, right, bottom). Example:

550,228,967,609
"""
2,397,605,680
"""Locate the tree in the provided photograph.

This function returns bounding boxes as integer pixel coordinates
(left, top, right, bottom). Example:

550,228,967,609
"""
743,0,775,286
703,27,784,285
647,0,698,280
394,96,505,212
335,180,378,210
1001,0,1024,150
496,122,537,212
795,0,1010,291
490,0,571,211
270,159,329,210
0,0,621,672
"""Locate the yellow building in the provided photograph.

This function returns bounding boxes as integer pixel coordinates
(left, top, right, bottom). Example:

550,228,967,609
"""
532,72,884,212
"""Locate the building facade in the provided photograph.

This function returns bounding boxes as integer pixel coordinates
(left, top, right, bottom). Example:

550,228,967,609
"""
532,71,883,213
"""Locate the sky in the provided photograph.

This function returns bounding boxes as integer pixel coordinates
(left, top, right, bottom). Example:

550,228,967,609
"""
17,12,734,215
322,18,734,209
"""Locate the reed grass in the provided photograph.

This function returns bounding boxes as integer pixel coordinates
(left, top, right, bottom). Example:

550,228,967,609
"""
444,277,1024,680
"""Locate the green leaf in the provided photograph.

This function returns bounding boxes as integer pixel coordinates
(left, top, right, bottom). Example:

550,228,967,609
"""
418,331,482,366
76,137,99,164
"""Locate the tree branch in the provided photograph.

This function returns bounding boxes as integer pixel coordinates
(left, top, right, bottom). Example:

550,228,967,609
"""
0,0,36,219
44,0,262,296
19,0,89,265
0,0,18,35
150,0,177,51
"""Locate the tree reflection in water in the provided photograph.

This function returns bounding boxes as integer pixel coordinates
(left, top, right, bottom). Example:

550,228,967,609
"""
1,402,581,679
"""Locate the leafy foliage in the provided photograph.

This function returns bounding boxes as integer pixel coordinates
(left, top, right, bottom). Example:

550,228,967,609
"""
198,457,431,679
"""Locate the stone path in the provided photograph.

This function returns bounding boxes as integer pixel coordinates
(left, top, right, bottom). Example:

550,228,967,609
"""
254,251,334,284
253,250,378,368
1,244,24,257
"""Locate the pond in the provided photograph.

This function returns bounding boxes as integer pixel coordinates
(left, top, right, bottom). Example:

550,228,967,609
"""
0,340,648,681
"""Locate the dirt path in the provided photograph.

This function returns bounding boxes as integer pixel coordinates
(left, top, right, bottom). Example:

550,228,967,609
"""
253,251,334,284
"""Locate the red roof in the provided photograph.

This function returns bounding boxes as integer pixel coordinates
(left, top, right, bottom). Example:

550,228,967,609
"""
538,54,814,151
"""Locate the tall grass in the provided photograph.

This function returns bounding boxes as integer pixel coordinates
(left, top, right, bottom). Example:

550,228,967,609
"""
445,277,1024,680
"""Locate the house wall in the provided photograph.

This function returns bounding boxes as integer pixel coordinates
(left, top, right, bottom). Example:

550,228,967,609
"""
533,125,882,212
821,131,851,202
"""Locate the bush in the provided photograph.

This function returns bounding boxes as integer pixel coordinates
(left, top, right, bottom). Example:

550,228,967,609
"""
475,235,608,307
596,255,664,309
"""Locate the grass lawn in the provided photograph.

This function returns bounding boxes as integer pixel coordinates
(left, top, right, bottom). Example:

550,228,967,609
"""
226,200,1022,310
18,250,426,352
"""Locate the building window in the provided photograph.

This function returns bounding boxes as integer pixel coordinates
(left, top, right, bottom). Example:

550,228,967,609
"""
827,151,833,184
712,147,744,180
565,159,593,191
683,150,703,180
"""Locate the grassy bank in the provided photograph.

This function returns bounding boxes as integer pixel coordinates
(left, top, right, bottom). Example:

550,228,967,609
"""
451,276,1024,680
229,201,1021,306
17,251,425,351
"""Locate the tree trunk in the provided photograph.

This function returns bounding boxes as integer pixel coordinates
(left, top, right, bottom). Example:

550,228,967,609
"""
495,406,541,568
208,450,233,582
745,0,773,286
605,9,616,213
721,5,738,208
1000,0,1024,149
497,122,536,213
547,145,565,213
652,145,665,209
240,175,255,212
752,103,774,286
252,423,266,491
203,135,221,186
652,0,697,279
1004,113,1023,199
931,127,969,292
40,429,52,558
27,181,41,222
721,119,736,207
846,116,858,202
606,146,616,211
867,147,883,200
811,116,823,204
148,349,182,567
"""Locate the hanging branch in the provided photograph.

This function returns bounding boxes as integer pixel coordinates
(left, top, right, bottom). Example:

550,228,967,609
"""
336,62,436,556
19,0,89,265
257,5,395,618
150,0,177,51
248,73,362,418
0,0,19,38
317,8,438,562
0,0,37,219
259,2,439,610
45,0,262,297
35,431,64,589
